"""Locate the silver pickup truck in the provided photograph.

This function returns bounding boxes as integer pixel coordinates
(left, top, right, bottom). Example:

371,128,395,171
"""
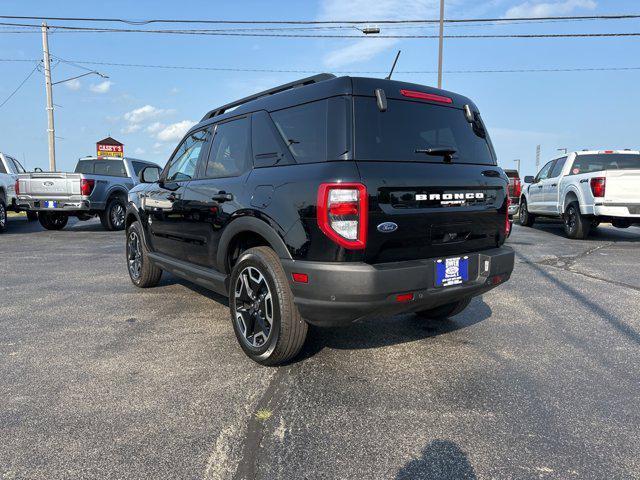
17,156,160,231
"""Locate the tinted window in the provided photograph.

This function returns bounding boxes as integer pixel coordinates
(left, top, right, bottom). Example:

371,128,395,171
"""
536,160,556,181
9,157,26,174
132,161,150,176
74,160,127,177
165,129,208,182
252,111,289,168
205,117,250,178
549,157,567,178
569,154,640,175
271,100,327,164
0,161,6,174
354,98,495,164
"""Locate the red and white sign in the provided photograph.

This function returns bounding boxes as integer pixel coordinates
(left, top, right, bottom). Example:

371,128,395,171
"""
97,143,124,158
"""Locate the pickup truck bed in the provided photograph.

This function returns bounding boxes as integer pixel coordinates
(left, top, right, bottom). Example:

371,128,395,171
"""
17,156,159,231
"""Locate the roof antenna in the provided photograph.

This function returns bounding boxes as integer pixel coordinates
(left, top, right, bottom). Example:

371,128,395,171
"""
385,50,401,80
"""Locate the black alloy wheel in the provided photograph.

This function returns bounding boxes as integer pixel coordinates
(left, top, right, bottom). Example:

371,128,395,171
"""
234,266,274,349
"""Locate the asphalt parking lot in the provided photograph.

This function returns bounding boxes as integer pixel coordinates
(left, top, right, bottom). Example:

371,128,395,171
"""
1,216,639,480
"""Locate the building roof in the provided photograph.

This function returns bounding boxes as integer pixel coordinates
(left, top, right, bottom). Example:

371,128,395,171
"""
96,136,123,146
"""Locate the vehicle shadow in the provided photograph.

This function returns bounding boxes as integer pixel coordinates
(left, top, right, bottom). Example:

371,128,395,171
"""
523,218,640,242
395,439,477,480
297,296,492,360
159,273,230,307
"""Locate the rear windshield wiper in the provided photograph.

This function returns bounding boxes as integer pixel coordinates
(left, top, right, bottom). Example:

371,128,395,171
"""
415,147,457,162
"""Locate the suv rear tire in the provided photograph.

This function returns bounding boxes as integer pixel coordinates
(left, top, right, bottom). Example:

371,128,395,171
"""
229,246,308,366
126,221,162,288
415,297,471,320
564,202,590,239
519,198,535,227
0,199,7,233
38,212,68,230
100,196,127,231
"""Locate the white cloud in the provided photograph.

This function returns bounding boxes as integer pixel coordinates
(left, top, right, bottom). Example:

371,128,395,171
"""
156,120,196,142
64,78,81,91
134,147,146,155
89,80,112,94
318,0,439,68
505,0,596,18
123,105,168,124
121,123,142,134
146,121,165,134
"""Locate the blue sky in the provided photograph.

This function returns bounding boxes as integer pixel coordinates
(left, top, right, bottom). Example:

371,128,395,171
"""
0,0,638,176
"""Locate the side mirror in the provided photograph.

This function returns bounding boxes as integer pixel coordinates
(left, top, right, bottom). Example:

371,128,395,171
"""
524,175,535,184
139,166,161,183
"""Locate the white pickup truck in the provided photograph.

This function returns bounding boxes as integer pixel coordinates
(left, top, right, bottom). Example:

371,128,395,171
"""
0,152,35,233
519,150,640,239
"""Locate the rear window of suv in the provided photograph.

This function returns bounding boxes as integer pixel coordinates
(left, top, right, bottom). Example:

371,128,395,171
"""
354,97,496,165
569,154,640,175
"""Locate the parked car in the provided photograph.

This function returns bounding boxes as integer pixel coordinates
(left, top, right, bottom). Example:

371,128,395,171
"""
0,152,35,233
519,149,640,238
504,169,521,216
17,156,160,231
125,74,515,365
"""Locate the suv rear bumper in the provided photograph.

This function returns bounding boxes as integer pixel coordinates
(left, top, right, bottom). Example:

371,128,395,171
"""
282,246,514,326
592,203,640,218
17,196,93,212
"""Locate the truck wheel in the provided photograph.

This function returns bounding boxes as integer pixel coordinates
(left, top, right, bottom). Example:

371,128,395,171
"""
0,200,7,233
126,221,162,288
564,202,590,239
518,198,535,227
415,297,471,320
26,211,38,222
229,246,308,366
38,212,68,230
100,197,126,231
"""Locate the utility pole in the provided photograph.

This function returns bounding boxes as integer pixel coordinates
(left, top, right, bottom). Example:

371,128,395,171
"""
41,22,56,171
514,159,521,173
437,0,445,89
535,144,541,172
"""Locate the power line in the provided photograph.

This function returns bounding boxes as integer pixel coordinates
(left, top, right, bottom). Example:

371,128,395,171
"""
0,63,39,109
1,22,639,38
0,13,639,25
2,58,638,75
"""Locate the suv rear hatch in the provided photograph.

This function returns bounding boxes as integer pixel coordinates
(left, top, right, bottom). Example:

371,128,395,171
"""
353,90,508,264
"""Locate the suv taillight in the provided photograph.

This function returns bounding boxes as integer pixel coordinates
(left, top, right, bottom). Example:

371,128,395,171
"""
317,183,367,250
590,177,606,197
80,178,95,196
15,179,20,196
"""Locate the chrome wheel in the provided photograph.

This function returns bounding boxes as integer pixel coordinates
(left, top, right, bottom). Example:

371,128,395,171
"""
234,266,273,348
519,201,527,224
127,230,142,280
111,203,125,229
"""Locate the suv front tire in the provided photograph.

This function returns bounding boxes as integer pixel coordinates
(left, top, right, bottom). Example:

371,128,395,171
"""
229,246,308,366
126,221,163,287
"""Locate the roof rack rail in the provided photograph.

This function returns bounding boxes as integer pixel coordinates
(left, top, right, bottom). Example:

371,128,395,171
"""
201,73,336,121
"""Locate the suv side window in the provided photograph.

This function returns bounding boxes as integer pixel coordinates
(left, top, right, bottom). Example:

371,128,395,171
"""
165,129,208,182
251,111,292,168
204,117,250,178
0,160,6,174
536,160,556,182
9,157,26,174
271,100,327,164
549,157,567,178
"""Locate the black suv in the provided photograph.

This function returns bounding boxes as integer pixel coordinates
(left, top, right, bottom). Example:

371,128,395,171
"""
125,74,515,365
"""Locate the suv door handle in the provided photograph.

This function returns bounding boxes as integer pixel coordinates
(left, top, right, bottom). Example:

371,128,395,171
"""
166,193,180,202
537,185,543,189
551,183,558,187
212,192,234,202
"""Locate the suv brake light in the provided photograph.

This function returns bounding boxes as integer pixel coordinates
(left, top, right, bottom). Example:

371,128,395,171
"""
400,89,452,104
14,179,20,196
317,183,367,249
590,177,606,197
80,178,95,196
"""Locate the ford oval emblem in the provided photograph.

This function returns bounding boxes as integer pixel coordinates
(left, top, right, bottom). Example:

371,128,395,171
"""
43,181,54,187
377,222,398,233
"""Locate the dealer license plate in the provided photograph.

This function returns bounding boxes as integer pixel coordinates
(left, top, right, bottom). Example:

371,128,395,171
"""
435,256,469,287
44,201,58,209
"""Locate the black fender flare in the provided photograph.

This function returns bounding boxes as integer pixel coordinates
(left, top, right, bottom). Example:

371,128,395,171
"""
105,187,128,202
216,215,292,273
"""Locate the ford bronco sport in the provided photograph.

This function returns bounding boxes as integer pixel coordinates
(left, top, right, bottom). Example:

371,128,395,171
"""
125,74,515,365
